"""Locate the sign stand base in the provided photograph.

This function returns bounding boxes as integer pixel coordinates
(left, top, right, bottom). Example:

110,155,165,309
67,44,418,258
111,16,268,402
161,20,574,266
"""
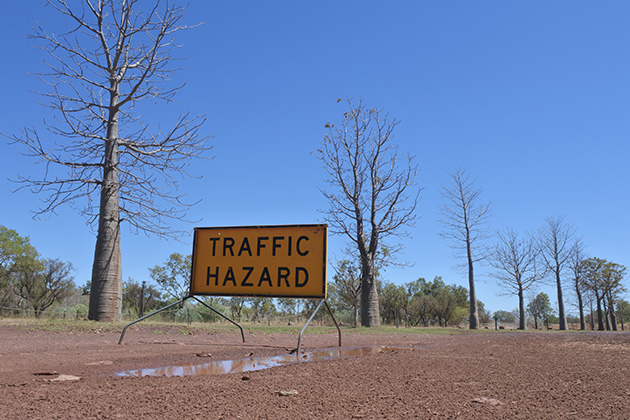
297,299,341,355
118,295,245,344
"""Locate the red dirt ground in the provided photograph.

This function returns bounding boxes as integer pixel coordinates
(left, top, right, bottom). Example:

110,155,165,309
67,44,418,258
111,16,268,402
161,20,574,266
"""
1,322,629,419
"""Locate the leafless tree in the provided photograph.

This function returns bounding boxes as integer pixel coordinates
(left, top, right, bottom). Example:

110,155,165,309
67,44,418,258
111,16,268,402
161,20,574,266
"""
488,228,546,329
568,239,587,330
439,168,491,329
315,99,420,327
538,216,575,330
5,1,209,321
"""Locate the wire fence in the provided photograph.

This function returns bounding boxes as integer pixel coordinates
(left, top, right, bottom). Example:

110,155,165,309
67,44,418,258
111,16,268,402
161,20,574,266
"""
1,304,624,331
0,304,330,327
0,304,88,320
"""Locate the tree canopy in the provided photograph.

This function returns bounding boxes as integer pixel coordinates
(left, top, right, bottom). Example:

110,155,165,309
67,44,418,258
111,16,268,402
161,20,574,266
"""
1,226,75,316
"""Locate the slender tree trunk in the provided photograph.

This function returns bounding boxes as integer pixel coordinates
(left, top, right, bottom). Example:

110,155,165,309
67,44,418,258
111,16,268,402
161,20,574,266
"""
589,300,595,330
88,91,122,321
518,287,526,330
467,239,479,330
360,255,380,327
555,268,567,330
533,314,539,330
575,279,585,330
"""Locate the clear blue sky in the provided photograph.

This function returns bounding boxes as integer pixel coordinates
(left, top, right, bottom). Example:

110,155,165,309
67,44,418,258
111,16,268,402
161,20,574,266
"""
1,1,628,316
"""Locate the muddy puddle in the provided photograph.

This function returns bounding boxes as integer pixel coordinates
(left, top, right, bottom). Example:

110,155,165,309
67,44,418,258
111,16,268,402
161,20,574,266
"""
116,345,416,378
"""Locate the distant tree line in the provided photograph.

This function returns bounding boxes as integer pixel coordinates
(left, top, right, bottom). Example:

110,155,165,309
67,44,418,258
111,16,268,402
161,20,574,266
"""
326,258,492,327
120,251,630,330
486,215,627,331
116,253,491,327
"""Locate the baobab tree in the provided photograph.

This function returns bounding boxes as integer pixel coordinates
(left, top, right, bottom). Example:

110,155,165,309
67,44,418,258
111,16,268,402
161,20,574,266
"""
488,228,546,329
316,99,420,327
439,169,491,329
538,216,575,330
6,0,208,321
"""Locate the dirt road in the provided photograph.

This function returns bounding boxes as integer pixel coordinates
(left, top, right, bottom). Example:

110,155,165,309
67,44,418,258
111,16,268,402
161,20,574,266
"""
1,322,628,419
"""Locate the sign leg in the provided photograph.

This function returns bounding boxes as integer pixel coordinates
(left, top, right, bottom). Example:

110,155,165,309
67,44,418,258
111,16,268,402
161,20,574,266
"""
191,296,245,342
297,299,341,355
118,297,189,344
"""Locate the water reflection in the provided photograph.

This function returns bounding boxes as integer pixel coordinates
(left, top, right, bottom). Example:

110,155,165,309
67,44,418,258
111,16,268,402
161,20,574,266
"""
116,346,414,378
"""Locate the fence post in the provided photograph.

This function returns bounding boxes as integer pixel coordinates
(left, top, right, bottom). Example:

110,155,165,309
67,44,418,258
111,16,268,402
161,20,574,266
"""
139,281,146,317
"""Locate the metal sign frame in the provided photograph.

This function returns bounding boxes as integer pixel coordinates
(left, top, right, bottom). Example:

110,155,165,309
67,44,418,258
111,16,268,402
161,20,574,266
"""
119,224,340,352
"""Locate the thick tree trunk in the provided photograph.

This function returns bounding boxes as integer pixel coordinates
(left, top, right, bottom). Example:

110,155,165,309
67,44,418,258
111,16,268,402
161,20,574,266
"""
603,300,611,331
595,291,605,331
555,268,567,330
610,308,618,331
88,141,122,320
360,256,380,327
88,91,122,321
88,145,122,321
607,293,618,331
518,287,526,330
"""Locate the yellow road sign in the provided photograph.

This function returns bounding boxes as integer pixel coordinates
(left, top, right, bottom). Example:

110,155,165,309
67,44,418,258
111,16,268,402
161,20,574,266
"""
190,224,327,299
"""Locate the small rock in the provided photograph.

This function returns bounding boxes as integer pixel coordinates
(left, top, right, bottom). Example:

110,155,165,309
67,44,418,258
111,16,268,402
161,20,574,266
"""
85,361,113,366
471,397,503,406
48,374,81,382
276,390,299,396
